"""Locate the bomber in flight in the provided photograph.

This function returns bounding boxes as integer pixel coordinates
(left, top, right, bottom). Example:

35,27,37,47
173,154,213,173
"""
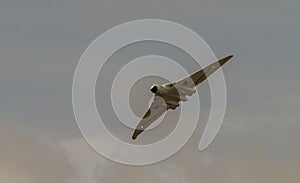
132,55,233,140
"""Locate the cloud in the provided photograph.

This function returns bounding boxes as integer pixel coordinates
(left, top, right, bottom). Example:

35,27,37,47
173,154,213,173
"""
0,127,75,183
60,137,195,183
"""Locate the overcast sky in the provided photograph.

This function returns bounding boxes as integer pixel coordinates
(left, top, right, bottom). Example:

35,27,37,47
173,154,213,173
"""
0,0,300,182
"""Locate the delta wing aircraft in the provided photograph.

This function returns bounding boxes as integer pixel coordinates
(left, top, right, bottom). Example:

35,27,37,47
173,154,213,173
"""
132,55,233,140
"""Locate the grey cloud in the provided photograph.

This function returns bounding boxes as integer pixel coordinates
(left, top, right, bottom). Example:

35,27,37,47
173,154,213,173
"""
0,127,75,183
60,130,300,183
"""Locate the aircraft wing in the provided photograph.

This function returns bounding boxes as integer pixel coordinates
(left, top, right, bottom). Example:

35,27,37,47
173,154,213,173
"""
132,96,168,140
176,55,233,88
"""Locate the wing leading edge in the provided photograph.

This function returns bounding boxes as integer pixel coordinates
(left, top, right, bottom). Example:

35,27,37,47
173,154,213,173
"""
176,55,233,88
132,96,167,140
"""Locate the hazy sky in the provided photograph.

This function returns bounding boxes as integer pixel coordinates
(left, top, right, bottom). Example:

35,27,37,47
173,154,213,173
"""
1,0,300,182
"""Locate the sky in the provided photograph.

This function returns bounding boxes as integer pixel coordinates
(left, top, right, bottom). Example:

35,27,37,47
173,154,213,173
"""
0,0,300,182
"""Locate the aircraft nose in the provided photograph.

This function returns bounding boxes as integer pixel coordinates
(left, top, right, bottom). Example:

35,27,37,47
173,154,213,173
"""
150,85,158,93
